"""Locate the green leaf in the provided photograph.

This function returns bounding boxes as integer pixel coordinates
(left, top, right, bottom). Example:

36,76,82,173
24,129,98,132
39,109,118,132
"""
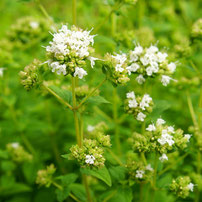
61,154,70,159
57,173,78,186
69,183,86,201
80,166,112,187
99,187,133,202
109,166,127,182
55,174,78,202
56,187,70,202
49,85,72,104
87,96,110,105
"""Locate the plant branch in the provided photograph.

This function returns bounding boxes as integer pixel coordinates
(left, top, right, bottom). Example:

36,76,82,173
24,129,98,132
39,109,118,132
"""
43,82,73,110
76,78,107,109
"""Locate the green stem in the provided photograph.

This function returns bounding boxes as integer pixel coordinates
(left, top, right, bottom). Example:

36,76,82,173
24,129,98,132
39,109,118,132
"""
93,106,113,123
71,77,81,147
82,175,93,202
43,82,73,110
159,153,188,176
141,153,147,166
72,0,77,25
186,90,198,129
80,113,84,146
106,148,123,166
52,181,80,202
76,78,106,109
151,153,158,202
113,88,121,155
35,0,53,23
93,1,123,33
111,13,116,37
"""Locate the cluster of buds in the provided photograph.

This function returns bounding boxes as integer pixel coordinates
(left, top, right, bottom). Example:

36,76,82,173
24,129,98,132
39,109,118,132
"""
36,164,56,187
63,84,99,99
7,16,52,49
87,122,111,147
126,157,153,182
173,76,200,90
0,39,13,67
170,176,194,198
191,18,202,39
128,118,191,162
102,53,130,85
19,59,41,91
127,44,177,86
46,25,97,79
124,91,153,122
145,118,191,162
6,142,32,163
128,132,151,152
69,139,106,168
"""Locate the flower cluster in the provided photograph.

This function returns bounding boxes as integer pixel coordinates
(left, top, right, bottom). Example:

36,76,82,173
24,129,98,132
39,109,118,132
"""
170,176,194,198
127,44,177,86
124,91,153,122
146,118,191,161
19,59,41,91
46,25,97,79
126,157,153,183
6,142,32,163
7,16,52,49
129,118,191,162
191,18,202,39
69,139,106,168
103,53,130,85
36,164,56,187
87,122,111,147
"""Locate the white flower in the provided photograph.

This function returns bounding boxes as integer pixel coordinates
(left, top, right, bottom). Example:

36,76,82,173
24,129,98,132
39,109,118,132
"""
137,112,146,122
157,52,168,63
88,57,98,68
112,53,127,72
136,74,145,84
11,142,20,149
128,99,138,108
156,118,166,125
167,62,176,73
161,75,172,86
140,56,149,66
46,25,95,60
85,155,95,164
167,126,175,134
159,153,168,162
0,68,5,77
146,164,154,171
50,62,67,75
74,67,87,79
146,45,158,54
30,21,39,29
126,63,140,75
139,94,152,110
87,125,95,132
135,170,145,178
127,91,135,99
146,124,156,132
187,183,194,192
184,134,192,142
158,132,175,146
146,66,154,76
134,45,143,55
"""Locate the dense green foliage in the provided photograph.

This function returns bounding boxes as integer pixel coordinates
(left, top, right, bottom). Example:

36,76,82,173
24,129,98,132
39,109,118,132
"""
0,0,201,202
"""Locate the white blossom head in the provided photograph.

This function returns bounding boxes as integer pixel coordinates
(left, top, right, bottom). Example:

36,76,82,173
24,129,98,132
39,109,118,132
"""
159,153,168,162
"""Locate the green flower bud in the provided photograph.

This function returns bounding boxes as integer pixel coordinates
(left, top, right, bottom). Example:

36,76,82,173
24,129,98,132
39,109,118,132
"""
170,176,194,198
36,164,56,187
6,142,32,163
